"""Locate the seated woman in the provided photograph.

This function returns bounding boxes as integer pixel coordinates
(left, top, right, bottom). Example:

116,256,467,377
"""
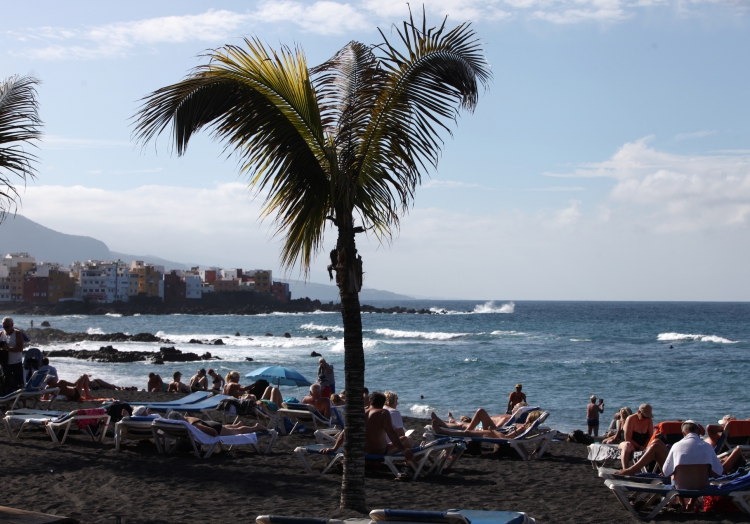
166,411,267,436
431,401,529,432
330,393,345,407
259,385,283,411
147,372,165,393
431,410,544,439
223,371,252,398
602,407,633,444
384,390,413,448
617,404,654,471
705,414,736,448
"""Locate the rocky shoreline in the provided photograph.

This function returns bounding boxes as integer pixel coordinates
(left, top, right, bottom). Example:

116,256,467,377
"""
46,345,218,364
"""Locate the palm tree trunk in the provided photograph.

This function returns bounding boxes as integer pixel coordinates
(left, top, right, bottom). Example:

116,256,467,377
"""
336,219,367,512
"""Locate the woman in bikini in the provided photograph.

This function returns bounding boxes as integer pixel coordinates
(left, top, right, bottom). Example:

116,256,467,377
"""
432,410,545,439
617,403,654,470
166,411,267,437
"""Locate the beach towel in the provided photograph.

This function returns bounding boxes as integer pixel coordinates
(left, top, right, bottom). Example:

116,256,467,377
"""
75,408,107,430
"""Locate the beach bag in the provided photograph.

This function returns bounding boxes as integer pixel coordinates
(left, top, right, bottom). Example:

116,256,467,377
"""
703,495,739,513
567,429,594,445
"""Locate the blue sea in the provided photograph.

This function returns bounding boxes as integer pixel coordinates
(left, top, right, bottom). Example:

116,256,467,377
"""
11,300,750,433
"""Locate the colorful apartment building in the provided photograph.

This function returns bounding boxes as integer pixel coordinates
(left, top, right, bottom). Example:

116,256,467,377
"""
271,281,291,303
213,278,239,292
163,271,186,303
131,261,160,297
252,270,272,293
48,269,76,302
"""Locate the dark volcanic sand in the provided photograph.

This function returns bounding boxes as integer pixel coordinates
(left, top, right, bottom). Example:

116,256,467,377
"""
0,391,745,524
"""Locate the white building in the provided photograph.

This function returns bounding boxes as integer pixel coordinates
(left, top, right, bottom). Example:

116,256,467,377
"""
221,268,242,279
79,260,131,303
2,253,35,268
185,275,202,299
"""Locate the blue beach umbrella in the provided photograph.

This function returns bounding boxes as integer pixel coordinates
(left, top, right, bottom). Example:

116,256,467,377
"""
245,365,312,387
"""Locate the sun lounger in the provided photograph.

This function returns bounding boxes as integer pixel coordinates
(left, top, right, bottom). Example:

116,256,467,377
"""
293,440,456,480
3,408,110,444
256,509,536,524
424,412,554,461
587,443,646,469
114,415,162,451
151,418,262,458
146,394,231,417
605,474,750,519
121,390,211,409
722,420,750,451
279,402,332,433
0,369,59,410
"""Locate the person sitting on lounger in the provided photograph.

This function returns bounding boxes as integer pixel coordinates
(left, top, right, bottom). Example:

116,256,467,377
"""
207,368,224,394
223,370,252,398
617,403,654,470
330,393,344,406
384,390,413,448
189,368,208,392
602,407,633,444
320,391,413,460
166,411,267,436
260,385,283,411
430,401,529,431
431,409,544,439
167,371,191,394
302,383,331,420
616,420,747,487
704,414,738,448
148,372,164,392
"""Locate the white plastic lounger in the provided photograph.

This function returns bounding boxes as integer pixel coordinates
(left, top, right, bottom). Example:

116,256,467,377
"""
114,415,162,451
424,412,554,461
279,402,332,433
4,408,110,444
369,508,535,524
151,418,261,459
0,369,59,410
294,440,456,480
605,476,750,520
146,394,231,416
126,391,212,409
588,443,647,469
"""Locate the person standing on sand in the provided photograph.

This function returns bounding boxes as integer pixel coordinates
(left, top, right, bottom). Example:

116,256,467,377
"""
586,395,605,437
318,358,335,397
0,317,25,394
507,383,526,414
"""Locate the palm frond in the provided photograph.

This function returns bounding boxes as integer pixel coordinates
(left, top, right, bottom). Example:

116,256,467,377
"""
0,75,42,222
132,39,331,272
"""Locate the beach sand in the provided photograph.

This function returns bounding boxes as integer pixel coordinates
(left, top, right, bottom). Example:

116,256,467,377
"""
1,391,746,524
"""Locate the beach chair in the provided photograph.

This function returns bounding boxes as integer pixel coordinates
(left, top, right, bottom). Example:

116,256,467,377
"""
279,402,332,433
722,420,750,451
3,408,110,444
256,509,536,524
587,443,647,469
121,390,211,409
424,412,554,461
605,474,750,520
146,394,231,418
293,440,456,481
151,418,263,459
0,369,59,410
114,415,161,451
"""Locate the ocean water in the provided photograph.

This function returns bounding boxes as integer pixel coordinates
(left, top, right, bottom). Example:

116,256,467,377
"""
9,300,750,433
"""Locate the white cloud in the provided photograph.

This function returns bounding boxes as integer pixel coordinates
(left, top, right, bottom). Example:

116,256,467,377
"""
9,1,746,60
528,186,586,191
674,129,717,141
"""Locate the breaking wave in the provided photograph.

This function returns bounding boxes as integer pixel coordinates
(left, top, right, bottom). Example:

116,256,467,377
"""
409,404,432,416
373,328,468,340
570,338,592,342
301,323,344,332
105,313,122,317
491,330,526,336
474,301,515,314
86,327,104,335
330,339,378,352
658,333,738,344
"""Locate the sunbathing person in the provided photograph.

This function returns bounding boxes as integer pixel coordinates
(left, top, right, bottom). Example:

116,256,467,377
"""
147,372,164,392
616,421,747,482
384,390,413,448
189,368,208,392
602,407,633,444
330,393,344,406
704,414,740,448
260,385,283,411
45,374,91,401
302,383,331,419
207,369,224,394
431,401,529,431
223,371,252,398
432,410,544,439
167,371,191,394
166,411,267,436
618,403,654,470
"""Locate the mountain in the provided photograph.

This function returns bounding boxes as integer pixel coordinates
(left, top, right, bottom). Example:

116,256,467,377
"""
110,252,194,271
0,215,110,264
280,279,415,302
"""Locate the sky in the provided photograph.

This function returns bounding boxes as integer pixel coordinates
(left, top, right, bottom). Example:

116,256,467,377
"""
1,0,749,300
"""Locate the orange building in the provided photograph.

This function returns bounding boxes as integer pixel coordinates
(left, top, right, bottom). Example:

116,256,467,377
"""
47,269,75,302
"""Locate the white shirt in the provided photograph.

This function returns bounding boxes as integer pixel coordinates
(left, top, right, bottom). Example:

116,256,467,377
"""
662,432,723,477
384,406,404,429
0,330,22,365
38,365,58,380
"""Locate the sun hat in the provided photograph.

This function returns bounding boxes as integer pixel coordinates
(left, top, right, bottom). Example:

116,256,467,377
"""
516,383,522,388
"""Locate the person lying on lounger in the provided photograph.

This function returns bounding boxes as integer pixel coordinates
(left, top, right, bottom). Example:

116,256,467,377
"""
45,373,114,400
430,401,529,431
431,409,544,439
615,420,747,481
166,411,267,436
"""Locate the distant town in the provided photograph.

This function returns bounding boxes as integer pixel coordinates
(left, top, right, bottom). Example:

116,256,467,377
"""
0,252,291,304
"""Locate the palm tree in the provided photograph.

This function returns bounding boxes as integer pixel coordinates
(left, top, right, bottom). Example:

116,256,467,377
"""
133,13,490,511
0,75,42,223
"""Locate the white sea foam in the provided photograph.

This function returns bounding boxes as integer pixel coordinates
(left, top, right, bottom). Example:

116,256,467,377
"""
474,301,515,314
373,328,467,340
657,332,738,344
490,330,526,336
105,313,122,317
301,323,344,332
330,339,378,353
570,338,592,342
409,404,432,415
86,327,104,335
133,313,141,316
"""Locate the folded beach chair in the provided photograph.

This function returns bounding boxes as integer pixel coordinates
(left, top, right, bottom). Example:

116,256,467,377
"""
294,440,456,481
122,390,211,409
256,508,536,524
151,418,264,458
605,473,750,520
0,369,59,410
279,401,332,433
424,412,554,461
3,408,110,444
114,415,162,451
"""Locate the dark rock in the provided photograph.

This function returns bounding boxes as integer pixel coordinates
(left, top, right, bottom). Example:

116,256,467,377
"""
265,333,273,337
213,339,224,345
310,351,322,357
41,321,51,327
283,332,291,338
99,345,118,353
245,357,254,361
246,337,254,341
152,358,164,365
315,335,328,340
131,332,161,342
235,332,241,336
188,339,203,344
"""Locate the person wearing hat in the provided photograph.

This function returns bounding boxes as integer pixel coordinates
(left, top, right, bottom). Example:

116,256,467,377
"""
506,383,526,414
586,395,605,437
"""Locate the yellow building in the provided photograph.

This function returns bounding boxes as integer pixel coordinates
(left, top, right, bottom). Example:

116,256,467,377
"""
47,269,75,302
253,270,272,293
131,261,160,297
9,262,34,301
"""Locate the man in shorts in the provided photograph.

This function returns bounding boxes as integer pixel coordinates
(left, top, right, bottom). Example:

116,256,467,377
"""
587,395,605,437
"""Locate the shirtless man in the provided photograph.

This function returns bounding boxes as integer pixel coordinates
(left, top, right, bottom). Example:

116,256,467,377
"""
321,392,414,460
507,384,526,414
189,368,208,392
587,396,605,437
618,403,654,470
302,383,331,420
147,372,164,392
167,371,191,394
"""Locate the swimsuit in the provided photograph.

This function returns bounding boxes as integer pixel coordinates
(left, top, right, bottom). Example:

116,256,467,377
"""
195,419,223,436
632,430,650,447
71,389,81,401
587,418,599,428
